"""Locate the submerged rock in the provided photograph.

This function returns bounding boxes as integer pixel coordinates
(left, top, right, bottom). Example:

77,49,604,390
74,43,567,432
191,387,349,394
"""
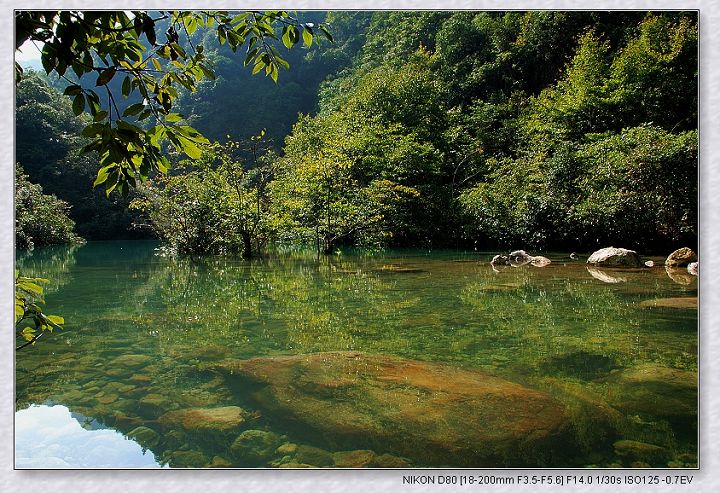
295,444,334,467
332,449,377,468
587,247,641,268
604,364,697,420
168,450,208,468
213,351,575,467
614,440,671,465
230,429,283,466
127,426,160,449
110,354,153,369
665,248,697,267
159,406,247,434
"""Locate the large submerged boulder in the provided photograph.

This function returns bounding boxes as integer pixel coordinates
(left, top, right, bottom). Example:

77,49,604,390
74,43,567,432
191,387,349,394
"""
587,247,642,267
213,351,575,467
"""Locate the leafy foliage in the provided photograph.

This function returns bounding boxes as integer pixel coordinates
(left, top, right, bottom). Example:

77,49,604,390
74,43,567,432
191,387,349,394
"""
131,135,276,257
16,10,332,196
16,71,147,240
15,164,84,250
15,274,65,349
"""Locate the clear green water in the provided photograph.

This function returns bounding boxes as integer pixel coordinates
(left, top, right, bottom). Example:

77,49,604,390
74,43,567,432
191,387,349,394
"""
15,241,697,468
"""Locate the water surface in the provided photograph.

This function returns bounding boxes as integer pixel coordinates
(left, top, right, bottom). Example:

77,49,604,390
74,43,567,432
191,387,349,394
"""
15,241,697,468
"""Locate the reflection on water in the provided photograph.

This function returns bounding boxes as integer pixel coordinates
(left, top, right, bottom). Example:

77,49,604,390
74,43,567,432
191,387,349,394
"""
15,241,697,468
15,404,165,468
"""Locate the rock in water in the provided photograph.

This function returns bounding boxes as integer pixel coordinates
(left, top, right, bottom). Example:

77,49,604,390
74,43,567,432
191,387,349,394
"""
213,352,574,467
687,262,698,276
665,247,697,267
530,256,552,267
587,247,642,267
509,250,532,266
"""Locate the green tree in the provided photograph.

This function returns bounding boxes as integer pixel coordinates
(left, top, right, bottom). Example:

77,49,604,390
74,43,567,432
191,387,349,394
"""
15,164,84,250
131,135,276,258
16,10,332,196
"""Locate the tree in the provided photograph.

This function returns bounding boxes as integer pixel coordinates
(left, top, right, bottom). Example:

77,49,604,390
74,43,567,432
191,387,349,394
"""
15,164,84,250
16,71,146,239
15,10,332,196
131,135,277,258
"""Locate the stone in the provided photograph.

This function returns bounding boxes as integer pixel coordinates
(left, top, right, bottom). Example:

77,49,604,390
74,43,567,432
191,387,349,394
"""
614,440,671,465
295,444,334,467
276,442,298,455
688,262,698,276
110,354,153,369
137,393,175,418
210,456,233,468
644,260,654,267
97,393,118,405
372,453,413,468
587,247,642,267
491,254,510,266
630,461,652,468
168,450,208,468
604,364,697,419
665,248,697,267
276,462,316,468
159,406,247,434
230,429,283,466
214,351,575,467
509,250,532,266
333,449,376,468
638,297,697,309
127,426,160,449
530,256,552,267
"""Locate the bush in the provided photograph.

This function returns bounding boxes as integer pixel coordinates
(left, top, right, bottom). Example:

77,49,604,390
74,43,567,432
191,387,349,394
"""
15,164,84,250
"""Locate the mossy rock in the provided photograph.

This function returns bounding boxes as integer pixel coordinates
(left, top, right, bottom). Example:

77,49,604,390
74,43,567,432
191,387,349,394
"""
159,406,247,434
214,351,575,467
110,354,153,369
230,429,283,466
294,444,334,467
614,440,671,466
127,426,160,449
333,449,376,468
604,364,697,420
168,450,208,468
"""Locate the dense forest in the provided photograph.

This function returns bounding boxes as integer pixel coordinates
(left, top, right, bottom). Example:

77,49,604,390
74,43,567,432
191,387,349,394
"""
16,11,697,255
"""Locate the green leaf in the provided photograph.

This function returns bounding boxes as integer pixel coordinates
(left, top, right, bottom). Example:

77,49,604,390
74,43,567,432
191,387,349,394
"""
122,76,132,97
302,28,313,48
72,94,85,116
165,113,183,123
46,315,65,326
252,61,264,75
96,67,117,86
123,103,145,117
282,28,293,49
63,84,82,96
178,136,202,159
